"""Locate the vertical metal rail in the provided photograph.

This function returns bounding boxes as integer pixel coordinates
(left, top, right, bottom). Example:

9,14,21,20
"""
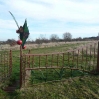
20,46,22,88
93,43,96,71
57,54,59,67
39,55,41,68
23,55,27,86
1,53,3,81
82,48,84,73
68,52,70,67
89,45,92,71
97,41,99,72
77,50,79,69
85,47,88,70
6,52,9,77
4,52,6,80
62,53,64,67
23,55,26,86
28,50,31,68
45,55,48,81
5,52,8,78
72,51,74,67
45,55,48,68
0,53,1,81
51,54,53,67
9,50,12,76
32,55,34,68
2,52,4,80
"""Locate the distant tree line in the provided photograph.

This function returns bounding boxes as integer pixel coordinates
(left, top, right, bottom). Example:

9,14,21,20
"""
0,32,99,46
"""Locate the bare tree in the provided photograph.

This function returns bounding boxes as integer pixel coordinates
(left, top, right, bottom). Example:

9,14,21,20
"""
39,34,49,43
35,38,41,44
6,39,16,46
63,32,72,42
50,34,59,42
75,37,82,41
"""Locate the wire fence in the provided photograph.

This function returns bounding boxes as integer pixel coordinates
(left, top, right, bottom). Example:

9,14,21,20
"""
0,50,12,85
0,42,98,88
21,42,98,87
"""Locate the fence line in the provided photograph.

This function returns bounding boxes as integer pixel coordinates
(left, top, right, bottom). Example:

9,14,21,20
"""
0,42,98,88
0,50,12,85
21,42,98,87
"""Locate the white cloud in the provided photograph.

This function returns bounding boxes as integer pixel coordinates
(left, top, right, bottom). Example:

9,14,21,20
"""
6,0,99,22
0,19,17,29
2,0,99,22
0,0,99,40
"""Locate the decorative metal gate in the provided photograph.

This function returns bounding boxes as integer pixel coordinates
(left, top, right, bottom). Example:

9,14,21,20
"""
20,42,98,87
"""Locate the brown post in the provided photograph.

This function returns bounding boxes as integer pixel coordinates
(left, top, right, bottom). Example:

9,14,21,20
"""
97,41,99,72
28,49,30,68
20,45,22,88
9,50,12,75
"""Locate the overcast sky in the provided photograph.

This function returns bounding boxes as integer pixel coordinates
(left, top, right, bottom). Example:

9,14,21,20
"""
0,0,99,41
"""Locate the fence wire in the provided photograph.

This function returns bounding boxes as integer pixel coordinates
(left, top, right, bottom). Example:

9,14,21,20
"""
21,43,98,87
0,50,12,85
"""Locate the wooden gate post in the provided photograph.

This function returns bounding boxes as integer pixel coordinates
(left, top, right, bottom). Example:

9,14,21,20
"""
97,41,99,72
20,45,22,88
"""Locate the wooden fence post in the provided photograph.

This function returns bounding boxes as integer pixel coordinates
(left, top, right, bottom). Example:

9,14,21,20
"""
28,49,30,68
9,50,12,75
20,46,22,88
97,41,99,72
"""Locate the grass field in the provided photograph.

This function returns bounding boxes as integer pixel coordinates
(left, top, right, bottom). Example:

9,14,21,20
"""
0,41,99,99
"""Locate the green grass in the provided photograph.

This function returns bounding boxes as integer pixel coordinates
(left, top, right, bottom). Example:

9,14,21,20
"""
29,69,85,84
0,41,98,99
1,75,99,99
